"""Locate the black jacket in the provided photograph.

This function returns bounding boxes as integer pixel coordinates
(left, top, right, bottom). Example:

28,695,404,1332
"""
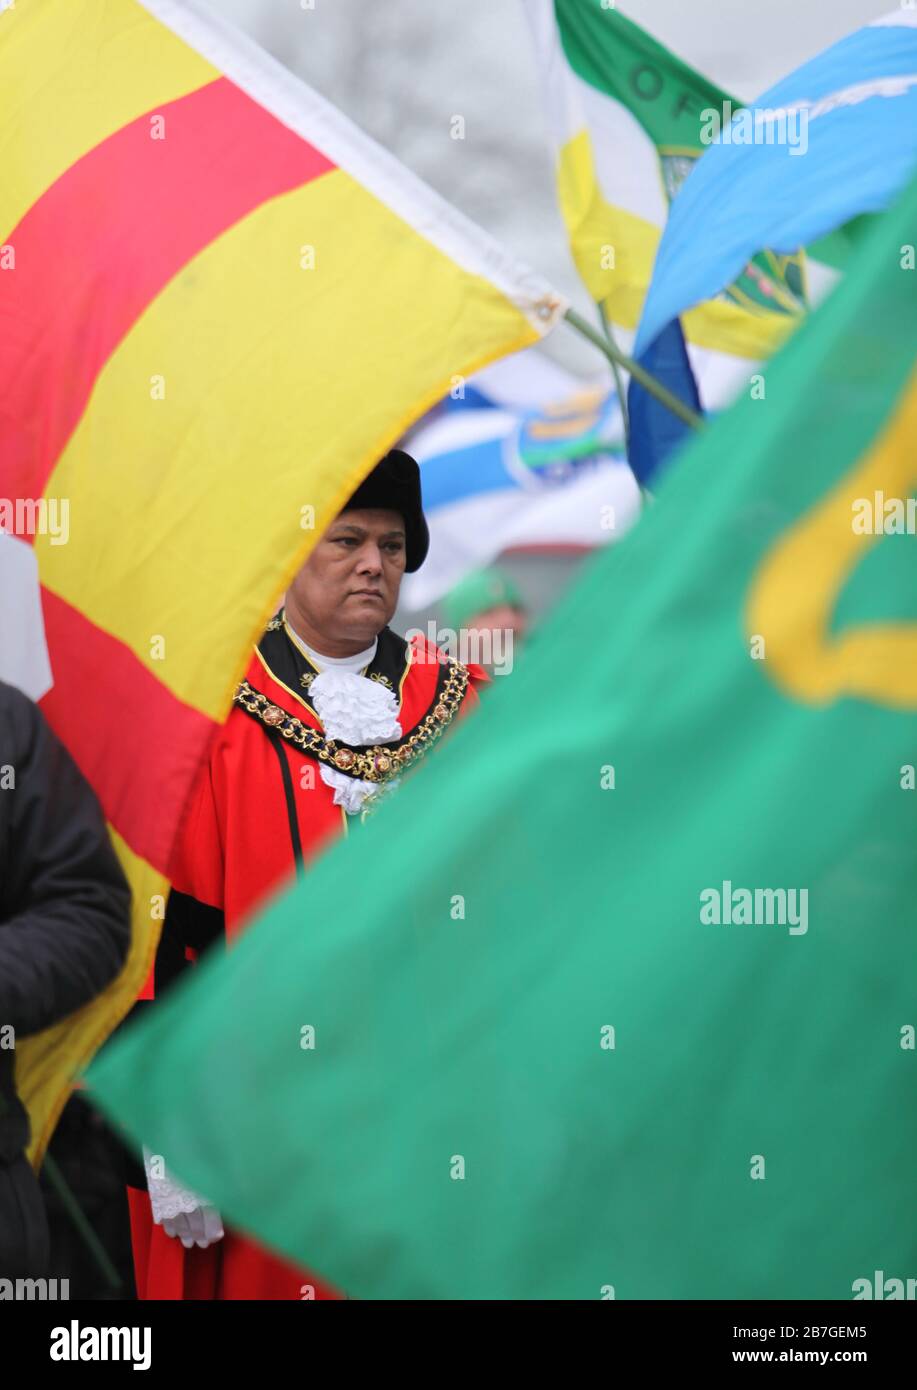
0,680,131,1165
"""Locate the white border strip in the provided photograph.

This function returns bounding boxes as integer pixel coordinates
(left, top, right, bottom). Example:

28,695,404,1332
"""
135,0,565,334
871,11,917,29
524,0,584,150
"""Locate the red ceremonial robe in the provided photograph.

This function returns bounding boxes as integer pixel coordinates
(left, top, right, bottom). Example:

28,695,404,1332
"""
127,614,485,1299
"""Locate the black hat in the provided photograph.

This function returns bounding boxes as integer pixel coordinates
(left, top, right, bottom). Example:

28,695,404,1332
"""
342,449,429,573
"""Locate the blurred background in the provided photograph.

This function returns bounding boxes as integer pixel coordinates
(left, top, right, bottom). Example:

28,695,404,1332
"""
214,0,888,371
210,0,891,639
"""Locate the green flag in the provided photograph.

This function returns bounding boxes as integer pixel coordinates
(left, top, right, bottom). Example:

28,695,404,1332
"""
90,178,917,1300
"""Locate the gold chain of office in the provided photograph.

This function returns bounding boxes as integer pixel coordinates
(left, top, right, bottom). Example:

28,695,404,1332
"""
233,658,470,784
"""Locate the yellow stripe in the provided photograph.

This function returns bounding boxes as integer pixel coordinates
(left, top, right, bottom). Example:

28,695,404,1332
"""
558,130,792,361
17,830,164,1168
36,169,536,718
746,368,917,711
681,298,793,364
0,0,217,240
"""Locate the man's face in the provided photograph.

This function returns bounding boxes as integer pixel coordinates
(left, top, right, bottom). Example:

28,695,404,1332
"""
286,508,406,650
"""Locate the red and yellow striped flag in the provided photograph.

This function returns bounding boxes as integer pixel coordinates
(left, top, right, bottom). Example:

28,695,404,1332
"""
0,0,564,1165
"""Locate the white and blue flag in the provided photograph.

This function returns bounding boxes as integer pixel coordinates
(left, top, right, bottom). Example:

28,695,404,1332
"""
402,353,640,610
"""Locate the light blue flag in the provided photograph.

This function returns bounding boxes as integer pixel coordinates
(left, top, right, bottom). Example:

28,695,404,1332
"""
635,12,917,353
628,11,917,484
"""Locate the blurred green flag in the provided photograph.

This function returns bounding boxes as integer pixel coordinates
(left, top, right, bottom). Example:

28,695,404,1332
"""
91,178,917,1300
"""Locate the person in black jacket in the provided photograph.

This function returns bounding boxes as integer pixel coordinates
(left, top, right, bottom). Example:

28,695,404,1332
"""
0,680,131,1278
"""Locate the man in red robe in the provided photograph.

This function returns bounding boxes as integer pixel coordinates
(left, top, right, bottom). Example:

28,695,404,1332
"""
126,451,487,1298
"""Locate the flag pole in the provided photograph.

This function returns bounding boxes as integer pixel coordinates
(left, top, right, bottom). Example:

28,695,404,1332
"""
42,1151,123,1292
563,307,703,431
597,303,631,451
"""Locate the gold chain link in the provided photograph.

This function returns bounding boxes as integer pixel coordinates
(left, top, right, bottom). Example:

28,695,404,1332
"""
233,658,470,784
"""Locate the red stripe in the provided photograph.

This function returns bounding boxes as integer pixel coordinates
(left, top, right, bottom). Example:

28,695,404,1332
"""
0,78,334,522
39,587,219,876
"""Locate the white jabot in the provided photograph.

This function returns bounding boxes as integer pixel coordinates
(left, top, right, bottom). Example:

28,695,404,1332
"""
283,616,398,815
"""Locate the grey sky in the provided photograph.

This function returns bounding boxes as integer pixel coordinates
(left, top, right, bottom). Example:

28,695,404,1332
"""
211,0,892,373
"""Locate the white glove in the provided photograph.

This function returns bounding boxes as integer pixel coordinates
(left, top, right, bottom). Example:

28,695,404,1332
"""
143,1146,225,1249
162,1204,225,1250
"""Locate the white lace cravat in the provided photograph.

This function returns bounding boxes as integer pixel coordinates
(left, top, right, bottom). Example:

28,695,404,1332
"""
310,668,402,815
